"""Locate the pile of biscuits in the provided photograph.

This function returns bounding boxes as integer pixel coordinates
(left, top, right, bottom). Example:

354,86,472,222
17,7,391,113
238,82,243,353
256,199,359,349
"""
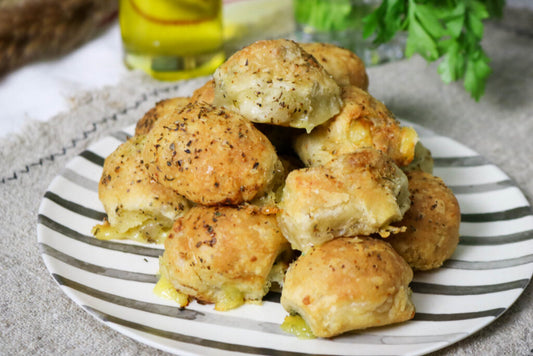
92,39,461,338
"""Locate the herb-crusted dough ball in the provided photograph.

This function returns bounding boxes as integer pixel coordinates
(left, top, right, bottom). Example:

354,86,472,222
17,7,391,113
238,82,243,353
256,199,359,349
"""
142,102,283,205
191,79,215,104
388,170,460,270
160,205,292,311
277,148,410,252
300,42,369,90
281,237,415,338
213,39,343,132
94,135,190,243
135,97,191,136
294,86,418,167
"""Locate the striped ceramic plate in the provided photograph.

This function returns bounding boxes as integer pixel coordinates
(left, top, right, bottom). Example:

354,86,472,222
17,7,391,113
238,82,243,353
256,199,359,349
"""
37,121,533,355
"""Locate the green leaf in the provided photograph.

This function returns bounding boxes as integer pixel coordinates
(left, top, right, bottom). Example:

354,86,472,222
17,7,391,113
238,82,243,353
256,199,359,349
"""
445,15,465,39
414,4,447,38
405,15,439,60
437,40,462,83
468,0,490,20
437,58,454,84
437,38,454,53
384,0,408,32
294,0,353,31
485,0,505,18
433,1,465,19
363,0,407,44
467,11,485,39
429,2,465,38
362,3,385,39
464,50,492,100
362,8,379,38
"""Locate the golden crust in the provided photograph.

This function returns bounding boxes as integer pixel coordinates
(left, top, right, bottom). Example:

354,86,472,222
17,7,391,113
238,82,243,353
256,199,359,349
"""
388,171,461,270
191,79,215,104
294,86,418,167
161,205,292,309
277,148,410,252
142,102,283,205
300,42,369,90
281,237,415,337
213,39,342,132
135,97,191,136
97,135,190,239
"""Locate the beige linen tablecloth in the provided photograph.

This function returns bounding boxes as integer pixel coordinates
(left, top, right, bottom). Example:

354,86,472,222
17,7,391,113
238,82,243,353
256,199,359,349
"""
1,7,532,355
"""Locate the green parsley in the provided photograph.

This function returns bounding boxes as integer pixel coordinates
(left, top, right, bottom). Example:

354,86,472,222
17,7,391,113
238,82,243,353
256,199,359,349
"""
293,0,377,32
363,0,505,101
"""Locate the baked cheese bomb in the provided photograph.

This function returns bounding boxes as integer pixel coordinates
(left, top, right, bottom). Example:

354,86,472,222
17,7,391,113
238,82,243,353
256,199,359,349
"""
387,170,461,270
191,79,215,104
294,86,418,168
142,101,284,205
135,96,190,136
300,42,369,90
213,39,343,132
93,135,190,243
160,205,292,311
277,148,410,252
281,237,415,338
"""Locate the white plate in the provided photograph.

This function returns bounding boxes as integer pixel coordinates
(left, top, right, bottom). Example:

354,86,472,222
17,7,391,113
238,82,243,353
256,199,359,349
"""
37,122,533,356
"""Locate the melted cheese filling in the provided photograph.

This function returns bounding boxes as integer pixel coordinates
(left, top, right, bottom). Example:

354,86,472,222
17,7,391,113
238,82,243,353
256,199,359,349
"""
214,286,245,311
92,216,171,244
153,275,190,307
281,315,315,339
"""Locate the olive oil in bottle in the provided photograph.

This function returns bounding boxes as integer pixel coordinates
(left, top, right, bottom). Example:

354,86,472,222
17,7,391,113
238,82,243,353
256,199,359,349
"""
119,0,225,80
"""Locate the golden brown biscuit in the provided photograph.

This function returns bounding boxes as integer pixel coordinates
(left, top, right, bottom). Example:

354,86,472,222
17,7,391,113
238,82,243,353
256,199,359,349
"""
93,135,190,243
281,237,415,338
213,39,342,132
134,97,190,136
191,79,215,104
388,171,461,270
160,205,292,310
294,86,418,167
142,102,284,205
277,148,410,252
300,42,369,90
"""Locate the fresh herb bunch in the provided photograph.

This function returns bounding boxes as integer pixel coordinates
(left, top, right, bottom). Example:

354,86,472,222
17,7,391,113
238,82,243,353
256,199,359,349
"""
363,0,506,100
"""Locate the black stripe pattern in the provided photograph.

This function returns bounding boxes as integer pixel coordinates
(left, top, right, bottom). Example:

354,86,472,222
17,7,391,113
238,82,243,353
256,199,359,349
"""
461,206,533,222
44,191,106,221
433,156,487,167
79,150,105,167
